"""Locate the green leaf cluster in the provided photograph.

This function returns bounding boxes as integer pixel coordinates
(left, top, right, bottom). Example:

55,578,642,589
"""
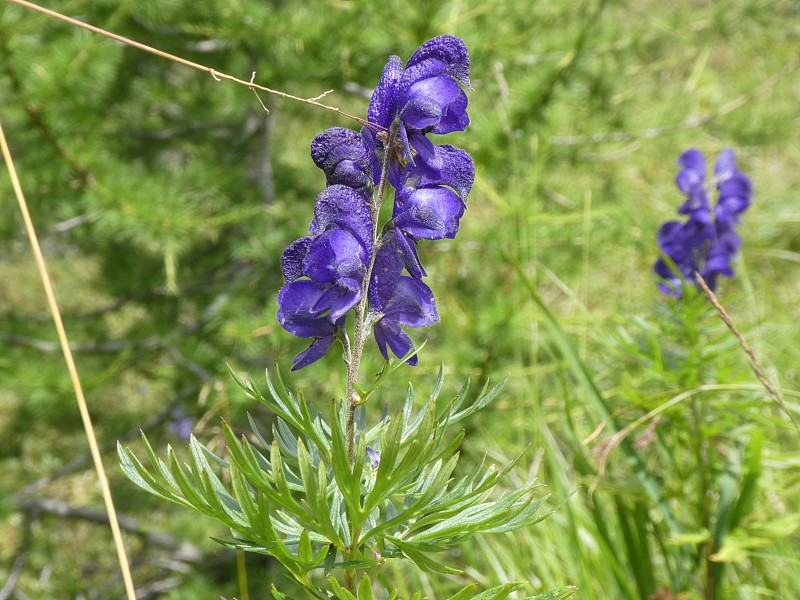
270,576,576,600
119,364,553,597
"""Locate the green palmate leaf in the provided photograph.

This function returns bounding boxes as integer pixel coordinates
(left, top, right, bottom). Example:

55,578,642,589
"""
230,364,330,459
248,413,273,454
401,384,437,443
443,376,508,426
120,363,545,594
117,441,190,507
229,460,262,533
189,435,241,514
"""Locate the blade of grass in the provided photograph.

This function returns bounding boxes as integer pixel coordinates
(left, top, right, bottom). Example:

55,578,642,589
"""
0,119,136,599
504,249,683,535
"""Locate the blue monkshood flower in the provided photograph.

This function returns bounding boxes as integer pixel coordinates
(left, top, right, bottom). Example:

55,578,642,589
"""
169,406,193,441
280,185,374,321
653,218,715,294
366,446,381,469
277,280,345,370
391,145,474,278
675,148,712,224
369,233,439,364
311,127,373,190
713,148,752,225
367,35,471,173
654,148,752,295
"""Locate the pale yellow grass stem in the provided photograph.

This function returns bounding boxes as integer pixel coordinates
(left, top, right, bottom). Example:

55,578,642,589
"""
0,120,137,600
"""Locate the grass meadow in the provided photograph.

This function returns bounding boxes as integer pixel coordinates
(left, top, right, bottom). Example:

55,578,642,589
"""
1,0,799,598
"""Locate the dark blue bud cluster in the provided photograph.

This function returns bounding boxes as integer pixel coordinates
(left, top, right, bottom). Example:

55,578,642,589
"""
277,36,474,370
654,148,752,296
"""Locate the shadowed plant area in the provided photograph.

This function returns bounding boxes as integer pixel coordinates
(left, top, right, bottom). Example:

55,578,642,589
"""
1,0,799,598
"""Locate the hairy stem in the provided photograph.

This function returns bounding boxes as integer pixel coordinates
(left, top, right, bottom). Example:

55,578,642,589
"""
341,122,399,593
345,121,399,465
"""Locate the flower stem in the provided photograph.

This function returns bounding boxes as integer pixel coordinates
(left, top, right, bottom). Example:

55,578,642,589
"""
345,120,399,465
341,122,399,595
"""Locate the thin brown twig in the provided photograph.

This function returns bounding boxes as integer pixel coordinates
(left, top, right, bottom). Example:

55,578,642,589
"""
5,0,384,131
695,273,798,429
0,119,137,599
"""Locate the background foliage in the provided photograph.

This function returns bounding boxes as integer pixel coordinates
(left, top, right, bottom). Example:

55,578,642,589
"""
1,0,799,598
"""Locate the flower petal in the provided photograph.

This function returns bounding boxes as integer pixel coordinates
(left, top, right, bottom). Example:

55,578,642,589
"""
675,148,706,194
310,184,373,252
373,319,417,365
713,148,737,181
311,127,373,189
311,282,362,322
302,229,367,284
393,187,465,239
398,64,468,133
369,232,405,308
368,55,402,129
292,335,336,371
406,34,471,89
395,229,426,279
402,145,474,203
280,237,312,282
381,276,439,328
277,280,338,338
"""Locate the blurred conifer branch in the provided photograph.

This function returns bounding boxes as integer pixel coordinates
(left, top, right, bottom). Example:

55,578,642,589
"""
5,0,383,130
0,118,138,599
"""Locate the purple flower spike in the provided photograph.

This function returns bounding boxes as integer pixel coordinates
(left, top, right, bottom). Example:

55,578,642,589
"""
654,148,752,296
277,280,343,370
169,407,193,441
277,36,473,369
311,127,373,190
653,219,713,294
277,185,373,343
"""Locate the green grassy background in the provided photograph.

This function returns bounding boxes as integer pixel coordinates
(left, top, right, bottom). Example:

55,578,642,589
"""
1,0,799,598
